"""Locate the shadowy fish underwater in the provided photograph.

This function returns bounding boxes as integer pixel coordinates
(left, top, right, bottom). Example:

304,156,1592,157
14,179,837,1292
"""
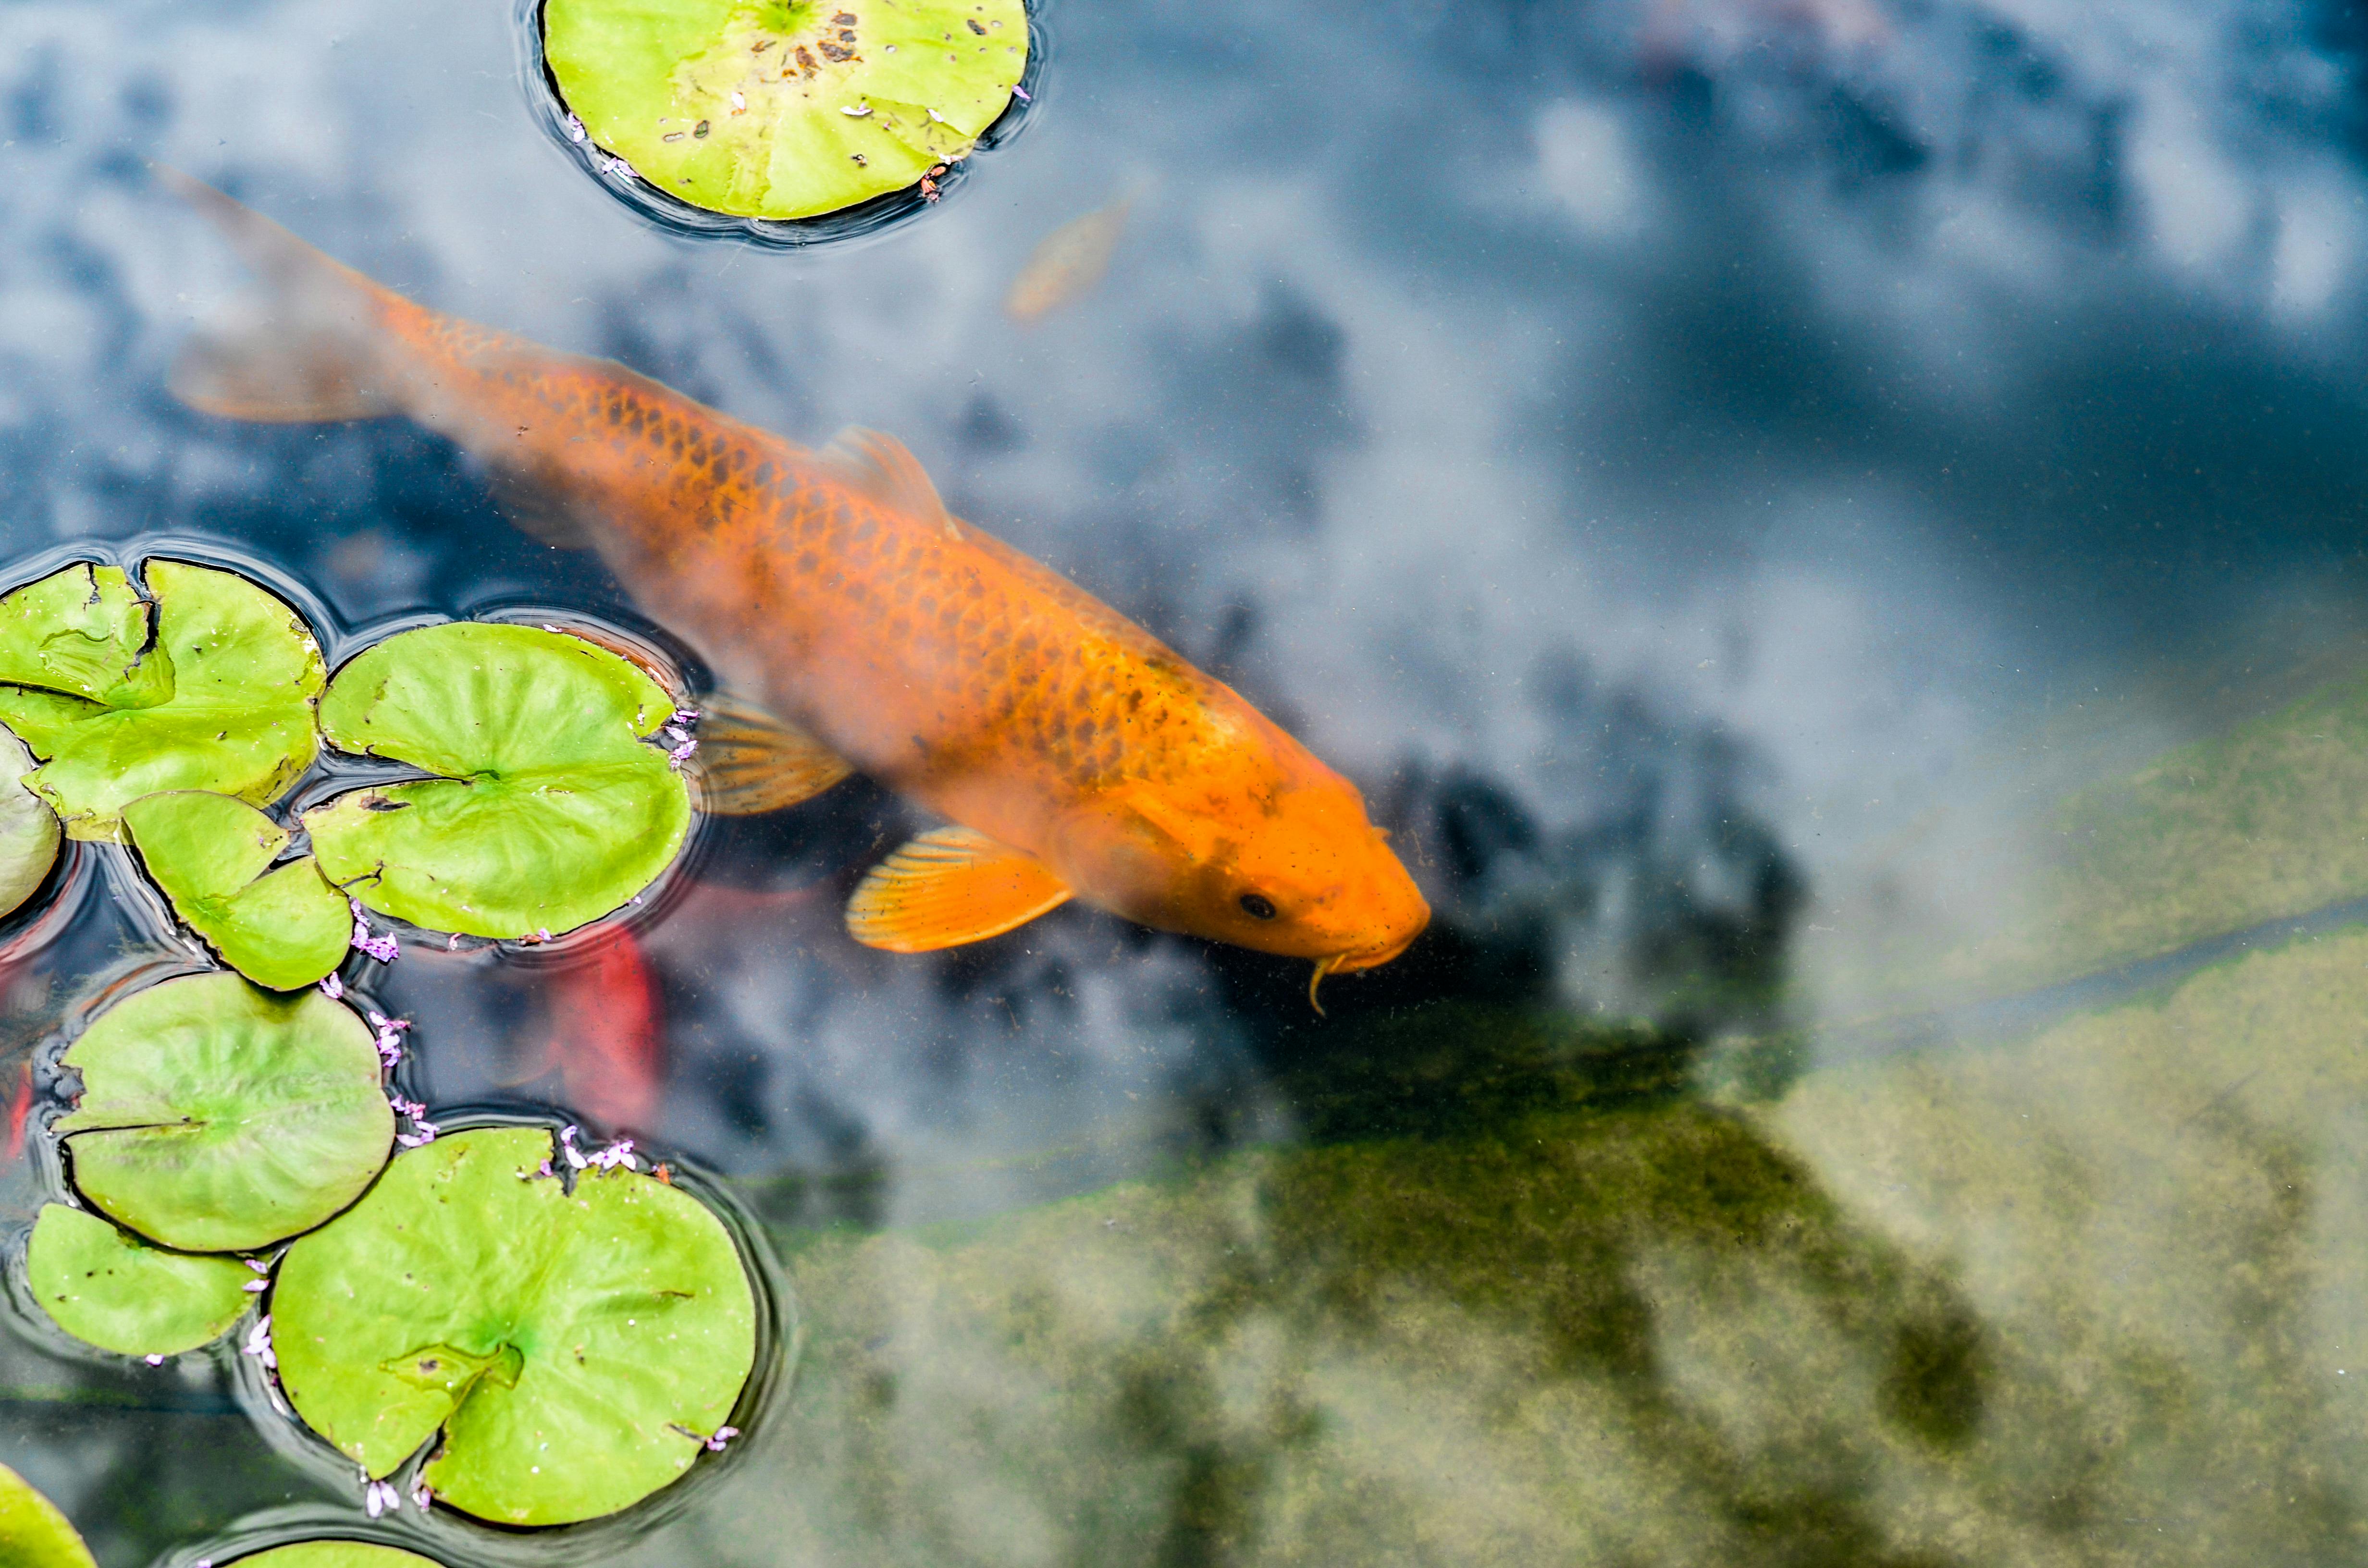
161,169,1429,1002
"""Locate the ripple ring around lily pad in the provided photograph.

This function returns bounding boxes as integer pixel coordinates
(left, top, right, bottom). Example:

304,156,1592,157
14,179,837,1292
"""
272,1124,778,1527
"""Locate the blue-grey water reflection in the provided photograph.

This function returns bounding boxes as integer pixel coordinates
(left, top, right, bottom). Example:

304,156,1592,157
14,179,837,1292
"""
9,0,2368,1559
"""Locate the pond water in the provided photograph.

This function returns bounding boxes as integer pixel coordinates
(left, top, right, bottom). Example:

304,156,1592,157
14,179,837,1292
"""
6,0,2368,1560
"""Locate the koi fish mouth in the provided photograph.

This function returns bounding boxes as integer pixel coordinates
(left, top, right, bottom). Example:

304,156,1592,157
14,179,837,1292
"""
1306,930,1423,1014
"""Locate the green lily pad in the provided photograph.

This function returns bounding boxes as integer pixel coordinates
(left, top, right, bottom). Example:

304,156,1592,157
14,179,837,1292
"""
304,623,691,939
274,1126,756,1525
24,1202,255,1357
546,0,1026,220
123,791,350,991
0,561,324,842
56,972,393,1252
0,1462,96,1568
229,1548,447,1568
0,727,60,920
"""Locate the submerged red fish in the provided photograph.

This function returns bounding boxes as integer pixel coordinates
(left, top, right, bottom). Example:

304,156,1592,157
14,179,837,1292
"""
164,170,1429,999
538,925,664,1132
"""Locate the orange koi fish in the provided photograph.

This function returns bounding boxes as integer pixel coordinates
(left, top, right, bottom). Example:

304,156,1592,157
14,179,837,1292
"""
162,170,1429,1001
3,1057,29,1163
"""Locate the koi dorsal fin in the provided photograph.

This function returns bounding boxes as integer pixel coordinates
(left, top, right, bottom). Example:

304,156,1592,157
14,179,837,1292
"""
692,690,853,815
844,825,1071,951
815,427,962,538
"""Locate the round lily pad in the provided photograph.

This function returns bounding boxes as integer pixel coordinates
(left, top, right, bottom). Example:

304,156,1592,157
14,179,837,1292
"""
304,624,691,940
0,561,324,842
546,0,1026,220
55,973,393,1252
0,727,60,920
230,1549,446,1568
24,1202,255,1357
0,1462,96,1568
124,792,348,991
274,1126,756,1526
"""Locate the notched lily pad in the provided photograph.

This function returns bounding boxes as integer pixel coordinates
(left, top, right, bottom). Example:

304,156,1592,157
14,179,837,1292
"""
24,1202,254,1357
304,623,691,940
0,728,61,921
56,972,393,1252
274,1126,756,1526
0,561,324,842
124,791,349,991
0,1462,97,1568
547,0,1027,220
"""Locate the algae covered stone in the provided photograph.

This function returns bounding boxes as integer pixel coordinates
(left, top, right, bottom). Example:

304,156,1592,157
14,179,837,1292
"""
304,623,691,939
0,561,323,842
273,1126,756,1525
546,0,1026,220
24,1202,255,1358
123,791,348,991
55,972,393,1252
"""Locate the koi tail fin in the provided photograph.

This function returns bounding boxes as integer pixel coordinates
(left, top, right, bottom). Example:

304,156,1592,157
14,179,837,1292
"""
156,164,401,423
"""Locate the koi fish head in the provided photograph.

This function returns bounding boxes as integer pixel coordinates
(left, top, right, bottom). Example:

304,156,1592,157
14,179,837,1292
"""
1055,765,1431,983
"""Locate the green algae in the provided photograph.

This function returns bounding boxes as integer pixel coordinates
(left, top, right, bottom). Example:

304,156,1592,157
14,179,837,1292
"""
1841,659,2368,1014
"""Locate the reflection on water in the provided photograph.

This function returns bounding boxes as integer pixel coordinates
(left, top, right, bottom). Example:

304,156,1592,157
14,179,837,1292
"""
5,0,2368,1555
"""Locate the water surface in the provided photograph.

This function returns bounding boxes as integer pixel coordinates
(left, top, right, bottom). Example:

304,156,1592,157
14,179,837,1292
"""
8,0,2368,1560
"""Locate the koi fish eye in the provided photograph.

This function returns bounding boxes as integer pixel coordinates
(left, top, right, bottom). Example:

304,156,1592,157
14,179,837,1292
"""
1238,892,1279,921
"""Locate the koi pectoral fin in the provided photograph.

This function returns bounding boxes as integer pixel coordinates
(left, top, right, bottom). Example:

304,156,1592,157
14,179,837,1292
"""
845,825,1072,952
693,690,855,815
482,459,596,550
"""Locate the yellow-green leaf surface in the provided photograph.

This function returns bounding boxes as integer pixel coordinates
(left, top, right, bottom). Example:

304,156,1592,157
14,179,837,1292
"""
123,791,349,990
273,1127,757,1525
304,623,691,939
0,561,323,842
0,727,60,920
55,973,393,1252
24,1203,254,1357
227,1547,447,1568
547,0,1026,219
0,1462,95,1568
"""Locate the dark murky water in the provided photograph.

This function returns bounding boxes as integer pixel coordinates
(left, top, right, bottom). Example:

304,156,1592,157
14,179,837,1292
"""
9,0,2368,1560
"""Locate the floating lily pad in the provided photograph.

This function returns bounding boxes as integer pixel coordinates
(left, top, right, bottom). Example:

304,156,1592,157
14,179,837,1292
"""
546,0,1026,220
24,1202,255,1357
0,1462,96,1568
56,973,392,1252
0,561,324,842
229,1547,447,1568
124,792,349,991
274,1127,755,1525
0,728,60,920
304,624,691,939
